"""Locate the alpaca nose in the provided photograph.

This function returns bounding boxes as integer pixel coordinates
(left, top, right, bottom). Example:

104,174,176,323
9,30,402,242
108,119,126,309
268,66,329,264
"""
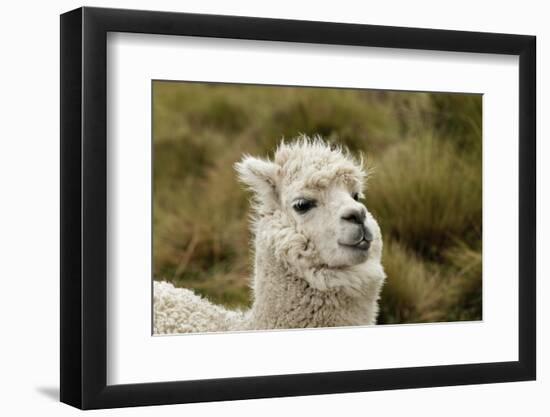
362,225,374,242
341,207,366,225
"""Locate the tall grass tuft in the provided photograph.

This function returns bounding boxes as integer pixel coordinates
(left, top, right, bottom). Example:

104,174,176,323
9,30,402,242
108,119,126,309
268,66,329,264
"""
378,239,447,324
367,134,482,259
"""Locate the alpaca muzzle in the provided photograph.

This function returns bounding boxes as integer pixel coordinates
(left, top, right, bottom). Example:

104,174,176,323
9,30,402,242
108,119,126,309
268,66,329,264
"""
338,224,373,251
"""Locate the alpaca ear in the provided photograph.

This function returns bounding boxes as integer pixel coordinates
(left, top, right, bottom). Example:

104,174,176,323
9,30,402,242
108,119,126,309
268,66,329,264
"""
235,156,280,206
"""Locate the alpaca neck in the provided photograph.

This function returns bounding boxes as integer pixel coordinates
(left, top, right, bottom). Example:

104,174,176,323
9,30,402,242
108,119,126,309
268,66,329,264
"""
248,251,382,330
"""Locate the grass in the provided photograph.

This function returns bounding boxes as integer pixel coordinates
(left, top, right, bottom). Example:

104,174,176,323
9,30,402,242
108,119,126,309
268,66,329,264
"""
153,81,482,324
368,133,482,259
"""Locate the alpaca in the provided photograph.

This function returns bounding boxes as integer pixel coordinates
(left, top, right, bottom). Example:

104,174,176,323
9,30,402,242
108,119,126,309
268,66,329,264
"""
154,136,386,334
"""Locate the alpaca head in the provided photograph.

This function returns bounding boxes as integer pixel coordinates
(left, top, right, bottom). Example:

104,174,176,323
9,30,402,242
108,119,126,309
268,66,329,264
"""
235,136,383,292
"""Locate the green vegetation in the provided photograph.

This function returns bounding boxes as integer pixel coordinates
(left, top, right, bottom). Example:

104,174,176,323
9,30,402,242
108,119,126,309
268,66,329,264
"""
153,81,482,323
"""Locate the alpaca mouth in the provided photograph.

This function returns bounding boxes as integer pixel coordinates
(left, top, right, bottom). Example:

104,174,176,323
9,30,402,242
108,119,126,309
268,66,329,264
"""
339,238,371,251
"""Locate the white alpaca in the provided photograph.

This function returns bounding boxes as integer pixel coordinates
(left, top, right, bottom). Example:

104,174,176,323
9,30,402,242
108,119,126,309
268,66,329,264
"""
154,136,386,334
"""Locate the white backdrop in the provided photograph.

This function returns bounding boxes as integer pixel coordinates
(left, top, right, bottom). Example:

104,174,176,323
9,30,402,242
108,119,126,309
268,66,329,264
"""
107,33,519,384
0,0,546,416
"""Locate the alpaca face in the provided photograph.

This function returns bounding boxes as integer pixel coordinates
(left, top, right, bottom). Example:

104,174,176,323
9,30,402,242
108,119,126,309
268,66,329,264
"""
284,182,382,268
235,137,383,275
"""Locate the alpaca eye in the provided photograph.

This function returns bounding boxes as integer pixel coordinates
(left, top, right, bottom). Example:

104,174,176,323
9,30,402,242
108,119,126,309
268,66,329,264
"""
352,192,360,201
293,199,316,214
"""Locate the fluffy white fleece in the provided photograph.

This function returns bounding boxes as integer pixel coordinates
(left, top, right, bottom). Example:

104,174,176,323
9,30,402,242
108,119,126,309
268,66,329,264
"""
154,136,386,334
153,281,246,334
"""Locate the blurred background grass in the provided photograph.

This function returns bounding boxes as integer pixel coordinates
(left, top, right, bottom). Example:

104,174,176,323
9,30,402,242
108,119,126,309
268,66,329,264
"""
153,81,482,324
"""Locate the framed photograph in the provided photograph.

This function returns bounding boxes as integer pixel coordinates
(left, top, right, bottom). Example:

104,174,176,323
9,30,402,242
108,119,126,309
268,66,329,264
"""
60,6,536,409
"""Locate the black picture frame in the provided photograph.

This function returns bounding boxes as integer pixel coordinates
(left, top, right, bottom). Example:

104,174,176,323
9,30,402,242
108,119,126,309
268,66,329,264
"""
60,6,536,410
